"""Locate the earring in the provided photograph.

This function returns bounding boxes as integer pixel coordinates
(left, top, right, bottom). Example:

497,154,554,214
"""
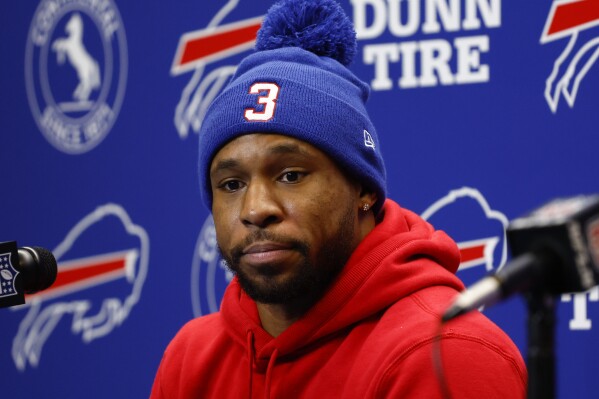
362,203,371,212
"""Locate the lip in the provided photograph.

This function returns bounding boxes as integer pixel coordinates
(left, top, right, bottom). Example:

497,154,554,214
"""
241,241,295,265
243,241,292,254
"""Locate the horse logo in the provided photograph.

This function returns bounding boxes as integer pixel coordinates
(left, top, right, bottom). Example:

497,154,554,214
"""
52,13,101,104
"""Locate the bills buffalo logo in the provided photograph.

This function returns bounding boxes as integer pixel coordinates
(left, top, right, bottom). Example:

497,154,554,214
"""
421,187,509,286
10,204,149,370
171,0,264,138
541,0,599,113
25,0,128,154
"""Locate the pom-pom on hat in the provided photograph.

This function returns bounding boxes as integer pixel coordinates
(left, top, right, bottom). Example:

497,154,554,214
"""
198,0,387,214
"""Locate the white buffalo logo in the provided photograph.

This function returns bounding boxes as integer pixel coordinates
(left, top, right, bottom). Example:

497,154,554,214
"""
541,0,599,112
11,204,149,370
421,187,509,278
171,0,264,138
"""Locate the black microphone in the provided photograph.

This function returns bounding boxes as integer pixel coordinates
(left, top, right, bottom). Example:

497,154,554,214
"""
443,195,599,322
17,246,58,293
0,241,57,308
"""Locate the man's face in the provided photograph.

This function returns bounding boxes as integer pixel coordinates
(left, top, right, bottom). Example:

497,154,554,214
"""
210,134,364,304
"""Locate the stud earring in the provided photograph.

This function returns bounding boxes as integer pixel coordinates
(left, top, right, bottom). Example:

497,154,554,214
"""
362,203,371,212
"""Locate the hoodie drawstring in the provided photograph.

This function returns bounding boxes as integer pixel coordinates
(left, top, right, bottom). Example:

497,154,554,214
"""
246,330,279,399
264,348,279,399
246,331,255,399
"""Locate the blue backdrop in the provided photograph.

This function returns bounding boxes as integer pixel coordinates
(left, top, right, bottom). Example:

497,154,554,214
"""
2,0,598,397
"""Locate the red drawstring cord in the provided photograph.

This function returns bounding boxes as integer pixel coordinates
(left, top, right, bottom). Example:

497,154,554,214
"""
246,330,255,399
264,348,279,399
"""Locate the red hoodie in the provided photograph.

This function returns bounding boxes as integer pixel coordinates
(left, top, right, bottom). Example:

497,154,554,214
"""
151,200,527,398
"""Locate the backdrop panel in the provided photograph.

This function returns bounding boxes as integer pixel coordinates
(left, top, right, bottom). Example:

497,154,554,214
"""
1,1,597,397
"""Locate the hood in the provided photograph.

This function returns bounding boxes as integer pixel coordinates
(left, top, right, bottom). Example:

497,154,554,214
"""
220,199,463,369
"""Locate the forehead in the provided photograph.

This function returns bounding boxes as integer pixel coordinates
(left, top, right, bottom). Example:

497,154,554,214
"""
210,133,333,170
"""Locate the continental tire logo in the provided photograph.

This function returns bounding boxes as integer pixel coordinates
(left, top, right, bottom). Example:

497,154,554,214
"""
191,215,233,317
25,0,128,154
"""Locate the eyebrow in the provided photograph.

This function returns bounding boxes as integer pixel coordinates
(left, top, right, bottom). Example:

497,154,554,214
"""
211,158,240,176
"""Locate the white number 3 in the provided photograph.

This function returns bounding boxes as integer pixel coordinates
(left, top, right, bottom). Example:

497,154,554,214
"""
244,82,280,121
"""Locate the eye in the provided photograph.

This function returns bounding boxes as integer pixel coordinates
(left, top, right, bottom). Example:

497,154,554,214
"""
279,171,306,183
219,179,245,192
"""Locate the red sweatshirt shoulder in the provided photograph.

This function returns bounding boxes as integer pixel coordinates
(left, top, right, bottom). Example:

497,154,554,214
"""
370,285,527,398
151,314,243,399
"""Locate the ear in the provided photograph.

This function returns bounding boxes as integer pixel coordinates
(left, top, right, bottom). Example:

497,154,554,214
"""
358,187,378,212
356,186,378,236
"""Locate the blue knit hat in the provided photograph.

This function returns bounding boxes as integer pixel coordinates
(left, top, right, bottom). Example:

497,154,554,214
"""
198,0,387,214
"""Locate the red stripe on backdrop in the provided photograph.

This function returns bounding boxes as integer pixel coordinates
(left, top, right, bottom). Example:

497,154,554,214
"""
179,21,262,66
548,0,599,35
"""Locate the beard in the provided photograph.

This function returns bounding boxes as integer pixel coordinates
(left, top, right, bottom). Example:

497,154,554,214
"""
219,204,358,305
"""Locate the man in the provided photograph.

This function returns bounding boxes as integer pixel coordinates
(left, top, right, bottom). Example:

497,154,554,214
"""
151,0,527,397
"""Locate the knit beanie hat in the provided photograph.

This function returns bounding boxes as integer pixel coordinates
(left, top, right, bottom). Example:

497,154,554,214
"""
198,0,387,214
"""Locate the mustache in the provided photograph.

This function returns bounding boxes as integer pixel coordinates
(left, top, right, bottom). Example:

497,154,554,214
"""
229,230,309,261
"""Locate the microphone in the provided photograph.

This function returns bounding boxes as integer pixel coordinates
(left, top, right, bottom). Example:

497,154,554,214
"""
0,241,57,308
443,194,599,322
17,246,58,293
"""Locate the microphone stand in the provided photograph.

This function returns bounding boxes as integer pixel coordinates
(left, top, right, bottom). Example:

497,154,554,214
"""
526,290,556,399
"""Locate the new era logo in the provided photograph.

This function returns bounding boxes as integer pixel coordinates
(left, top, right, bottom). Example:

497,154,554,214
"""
364,130,375,149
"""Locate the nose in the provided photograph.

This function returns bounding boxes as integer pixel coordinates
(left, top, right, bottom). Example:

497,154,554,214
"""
240,179,283,228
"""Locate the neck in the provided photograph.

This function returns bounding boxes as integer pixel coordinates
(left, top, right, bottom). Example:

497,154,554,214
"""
256,304,293,337
256,294,316,337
